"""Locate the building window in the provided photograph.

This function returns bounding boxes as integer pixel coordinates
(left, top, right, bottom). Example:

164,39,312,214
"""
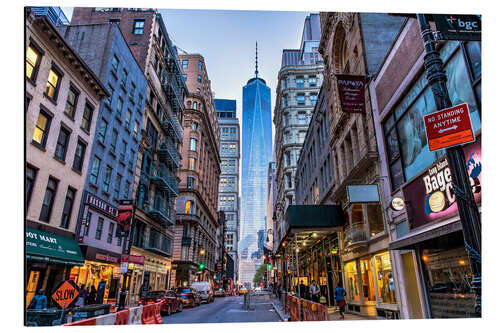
189,138,197,151
26,165,37,209
103,165,112,193
45,68,61,101
114,173,122,199
182,74,187,81
133,19,145,34
374,252,396,304
129,82,136,101
81,103,94,133
98,118,108,144
153,55,158,71
60,187,76,229
197,74,202,83
198,60,203,70
26,44,42,81
110,129,118,152
310,93,318,105
296,77,304,88
188,157,196,170
187,176,194,189
344,261,360,302
32,111,52,148
125,109,132,128
308,76,317,87
54,126,70,161
72,140,86,172
89,156,101,185
120,68,128,90
39,177,58,222
111,54,119,75
83,212,92,236
124,181,131,199
95,217,104,240
128,150,134,169
182,60,188,69
297,94,305,106
64,86,79,118
116,96,123,117
133,121,140,138
192,122,198,131
184,200,194,214
285,151,291,166
109,18,120,25
107,223,115,243
120,140,127,161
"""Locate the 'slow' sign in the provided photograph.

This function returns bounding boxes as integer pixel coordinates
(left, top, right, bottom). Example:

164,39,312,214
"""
51,280,79,309
423,103,475,151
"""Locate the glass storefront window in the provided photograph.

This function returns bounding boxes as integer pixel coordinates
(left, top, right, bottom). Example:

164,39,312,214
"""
374,252,396,304
367,204,385,236
344,261,359,302
360,258,376,301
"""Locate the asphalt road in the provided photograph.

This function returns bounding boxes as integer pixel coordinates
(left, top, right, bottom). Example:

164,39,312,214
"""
162,295,280,324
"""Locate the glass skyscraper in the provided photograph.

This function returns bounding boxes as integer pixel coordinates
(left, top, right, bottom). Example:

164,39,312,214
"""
239,55,272,284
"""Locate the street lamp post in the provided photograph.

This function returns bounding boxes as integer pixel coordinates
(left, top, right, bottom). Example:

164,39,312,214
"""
417,14,481,316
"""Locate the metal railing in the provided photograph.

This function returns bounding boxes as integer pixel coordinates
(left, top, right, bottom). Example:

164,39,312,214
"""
156,137,180,168
344,222,369,247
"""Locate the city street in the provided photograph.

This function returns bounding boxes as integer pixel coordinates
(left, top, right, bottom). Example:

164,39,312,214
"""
162,295,280,324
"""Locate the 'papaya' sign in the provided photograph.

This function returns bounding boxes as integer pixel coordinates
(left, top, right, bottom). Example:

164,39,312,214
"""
51,280,79,309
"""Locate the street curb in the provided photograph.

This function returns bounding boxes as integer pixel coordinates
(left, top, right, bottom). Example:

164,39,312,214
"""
271,301,288,322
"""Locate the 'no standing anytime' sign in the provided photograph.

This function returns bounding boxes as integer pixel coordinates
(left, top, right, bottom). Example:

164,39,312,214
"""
424,103,475,151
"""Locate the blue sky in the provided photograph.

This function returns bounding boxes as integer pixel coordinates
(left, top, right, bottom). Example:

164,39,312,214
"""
61,7,311,142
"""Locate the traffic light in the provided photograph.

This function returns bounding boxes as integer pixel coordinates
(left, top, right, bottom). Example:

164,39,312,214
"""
267,264,272,270
330,247,338,255
199,263,205,270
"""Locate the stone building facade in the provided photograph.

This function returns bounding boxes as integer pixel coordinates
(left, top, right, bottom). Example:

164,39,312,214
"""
273,14,324,248
318,12,404,317
171,54,221,287
25,8,108,304
70,8,188,304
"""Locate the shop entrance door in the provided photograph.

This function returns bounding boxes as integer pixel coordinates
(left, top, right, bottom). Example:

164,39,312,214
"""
401,252,423,319
108,278,118,301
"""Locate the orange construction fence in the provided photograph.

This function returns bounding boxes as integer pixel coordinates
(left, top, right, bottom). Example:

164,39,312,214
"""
285,294,329,322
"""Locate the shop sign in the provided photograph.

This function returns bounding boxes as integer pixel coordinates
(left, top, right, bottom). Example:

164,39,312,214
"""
118,200,134,237
424,103,475,151
403,138,481,229
121,254,145,265
433,14,481,41
95,252,119,263
85,193,118,218
51,280,79,309
336,74,366,113
347,184,379,203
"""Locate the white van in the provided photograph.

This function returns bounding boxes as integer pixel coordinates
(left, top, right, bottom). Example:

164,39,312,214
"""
190,282,214,303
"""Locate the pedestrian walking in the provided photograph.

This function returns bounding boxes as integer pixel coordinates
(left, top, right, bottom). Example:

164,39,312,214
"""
75,284,87,307
334,282,347,320
309,280,320,303
299,281,306,299
88,285,97,305
28,289,47,310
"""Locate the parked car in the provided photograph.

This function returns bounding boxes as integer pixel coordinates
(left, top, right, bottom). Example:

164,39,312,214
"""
238,288,248,295
174,287,201,307
214,288,226,297
191,282,214,303
138,290,183,315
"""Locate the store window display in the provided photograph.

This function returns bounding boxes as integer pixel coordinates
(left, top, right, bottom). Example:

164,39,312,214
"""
374,252,396,304
360,258,375,301
344,261,359,302
69,261,120,304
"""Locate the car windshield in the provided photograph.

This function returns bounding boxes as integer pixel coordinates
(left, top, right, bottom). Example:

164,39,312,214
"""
191,283,209,291
175,288,192,294
145,291,166,297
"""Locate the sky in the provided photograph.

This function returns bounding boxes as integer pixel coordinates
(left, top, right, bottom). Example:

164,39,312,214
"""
61,7,311,145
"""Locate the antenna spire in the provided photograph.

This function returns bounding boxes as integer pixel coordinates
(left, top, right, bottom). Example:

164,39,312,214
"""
255,41,259,78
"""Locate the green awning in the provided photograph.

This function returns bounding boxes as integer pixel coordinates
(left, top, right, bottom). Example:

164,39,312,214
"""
285,205,344,229
26,228,84,266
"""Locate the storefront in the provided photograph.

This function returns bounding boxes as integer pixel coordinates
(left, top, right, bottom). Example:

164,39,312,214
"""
26,228,85,307
68,246,122,305
389,138,481,318
128,247,172,305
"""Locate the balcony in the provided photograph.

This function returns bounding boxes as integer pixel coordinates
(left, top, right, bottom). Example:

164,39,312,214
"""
176,213,201,224
344,223,369,250
160,111,183,143
181,237,192,246
145,233,173,256
157,137,180,168
161,73,185,117
146,195,174,226
150,164,179,197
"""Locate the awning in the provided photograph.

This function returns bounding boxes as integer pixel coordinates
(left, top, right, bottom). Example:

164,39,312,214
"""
285,205,344,230
388,220,462,250
26,228,85,266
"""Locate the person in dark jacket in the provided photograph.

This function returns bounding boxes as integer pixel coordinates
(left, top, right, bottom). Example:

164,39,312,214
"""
28,289,47,310
88,285,97,305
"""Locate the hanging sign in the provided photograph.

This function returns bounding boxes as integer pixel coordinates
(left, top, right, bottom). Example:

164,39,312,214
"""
336,74,366,113
118,200,134,237
433,14,481,41
423,103,475,151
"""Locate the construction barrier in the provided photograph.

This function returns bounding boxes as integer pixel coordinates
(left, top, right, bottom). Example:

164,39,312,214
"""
284,295,329,322
115,309,130,325
64,317,97,326
154,303,163,323
141,304,160,325
95,313,117,325
128,306,143,325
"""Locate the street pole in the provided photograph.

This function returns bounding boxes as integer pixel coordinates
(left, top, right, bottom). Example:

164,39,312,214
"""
417,14,481,316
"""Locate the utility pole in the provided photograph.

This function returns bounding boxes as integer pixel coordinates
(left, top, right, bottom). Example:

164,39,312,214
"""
417,14,481,316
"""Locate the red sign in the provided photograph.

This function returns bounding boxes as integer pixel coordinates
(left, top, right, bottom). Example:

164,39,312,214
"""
121,254,145,265
51,280,79,309
336,74,366,113
118,200,134,234
403,138,481,229
423,103,475,151
95,253,119,263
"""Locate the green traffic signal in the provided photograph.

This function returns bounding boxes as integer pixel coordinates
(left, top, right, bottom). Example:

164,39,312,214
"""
267,264,272,269
199,263,205,270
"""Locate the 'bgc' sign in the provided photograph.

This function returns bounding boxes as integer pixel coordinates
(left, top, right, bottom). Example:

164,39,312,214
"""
403,138,481,229
433,14,481,41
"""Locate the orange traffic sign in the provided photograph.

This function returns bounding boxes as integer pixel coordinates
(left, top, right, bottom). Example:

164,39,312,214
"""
51,280,79,308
